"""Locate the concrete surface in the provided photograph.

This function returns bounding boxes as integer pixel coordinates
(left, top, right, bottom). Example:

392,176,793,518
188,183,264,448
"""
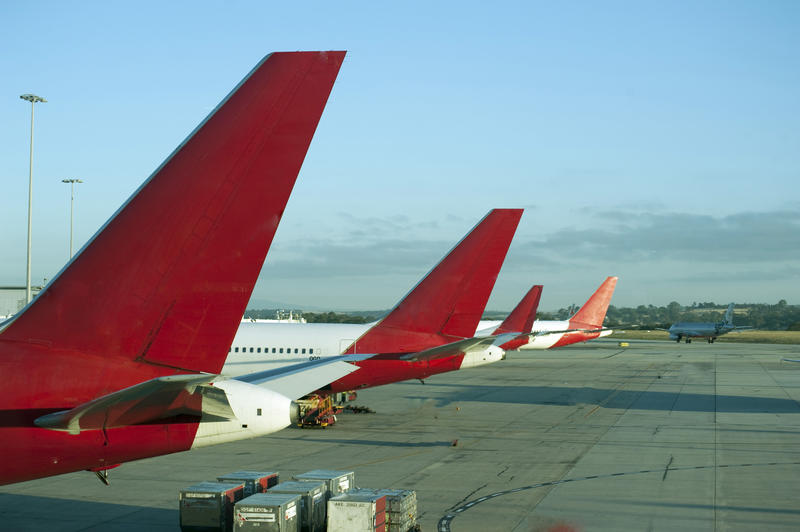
1,339,799,531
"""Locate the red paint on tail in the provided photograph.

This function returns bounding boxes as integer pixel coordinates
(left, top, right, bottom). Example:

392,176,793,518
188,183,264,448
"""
495,284,542,351
2,52,345,376
494,284,543,336
343,209,523,354
548,276,618,349
0,51,344,485
568,276,618,329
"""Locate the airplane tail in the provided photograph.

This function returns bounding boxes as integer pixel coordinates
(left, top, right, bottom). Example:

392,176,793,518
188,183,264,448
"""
344,209,523,354
0,52,345,375
723,303,735,325
493,285,543,335
568,276,618,329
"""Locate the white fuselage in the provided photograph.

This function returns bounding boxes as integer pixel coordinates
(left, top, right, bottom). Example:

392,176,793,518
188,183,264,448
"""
222,321,374,375
221,319,508,377
476,319,577,349
222,316,614,380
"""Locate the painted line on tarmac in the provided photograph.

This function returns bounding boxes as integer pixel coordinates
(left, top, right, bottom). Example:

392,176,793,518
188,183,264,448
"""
437,461,800,532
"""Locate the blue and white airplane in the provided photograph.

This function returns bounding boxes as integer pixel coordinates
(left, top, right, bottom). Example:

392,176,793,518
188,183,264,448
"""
667,303,752,343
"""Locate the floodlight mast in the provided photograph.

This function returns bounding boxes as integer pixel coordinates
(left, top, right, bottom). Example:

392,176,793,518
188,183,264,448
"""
20,93,47,305
61,179,83,259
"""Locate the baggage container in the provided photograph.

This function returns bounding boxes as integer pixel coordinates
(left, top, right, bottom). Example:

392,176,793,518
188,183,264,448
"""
269,480,327,532
234,492,301,532
293,469,354,499
327,491,386,532
180,481,245,532
217,471,279,497
372,489,417,532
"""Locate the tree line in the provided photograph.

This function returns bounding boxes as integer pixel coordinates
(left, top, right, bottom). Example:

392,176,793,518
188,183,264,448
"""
247,300,800,330
600,300,799,331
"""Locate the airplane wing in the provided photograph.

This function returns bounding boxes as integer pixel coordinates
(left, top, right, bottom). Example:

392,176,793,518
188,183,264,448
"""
34,374,232,434
398,334,519,362
235,357,359,399
527,327,610,338
35,358,362,433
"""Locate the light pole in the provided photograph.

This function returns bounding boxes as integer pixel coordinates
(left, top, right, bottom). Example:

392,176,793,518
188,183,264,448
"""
61,179,83,259
20,93,47,305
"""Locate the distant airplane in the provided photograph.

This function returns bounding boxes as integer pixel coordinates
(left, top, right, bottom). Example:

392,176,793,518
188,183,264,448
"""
666,303,752,343
0,51,348,486
475,276,618,349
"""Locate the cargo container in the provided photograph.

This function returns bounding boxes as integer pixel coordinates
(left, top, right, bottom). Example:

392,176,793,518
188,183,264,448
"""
217,471,279,497
372,489,417,532
234,492,301,532
269,480,327,532
327,491,386,532
180,481,245,532
293,470,354,499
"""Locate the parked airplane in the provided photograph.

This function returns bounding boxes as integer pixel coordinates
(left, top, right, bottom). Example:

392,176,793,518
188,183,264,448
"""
473,284,543,350
225,277,611,376
224,209,524,380
0,51,347,486
476,276,618,349
225,282,541,411
666,303,751,343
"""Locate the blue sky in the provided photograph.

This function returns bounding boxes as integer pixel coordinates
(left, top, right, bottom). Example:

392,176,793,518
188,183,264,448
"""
1,1,798,311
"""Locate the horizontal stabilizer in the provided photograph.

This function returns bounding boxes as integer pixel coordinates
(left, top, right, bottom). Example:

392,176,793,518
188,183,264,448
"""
34,374,233,434
400,333,518,362
235,357,359,399
528,327,611,339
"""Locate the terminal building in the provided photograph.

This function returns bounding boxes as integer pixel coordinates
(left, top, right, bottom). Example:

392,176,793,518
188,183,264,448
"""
0,286,42,318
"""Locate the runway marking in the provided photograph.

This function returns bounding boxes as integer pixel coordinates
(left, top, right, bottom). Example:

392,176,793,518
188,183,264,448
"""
436,461,800,532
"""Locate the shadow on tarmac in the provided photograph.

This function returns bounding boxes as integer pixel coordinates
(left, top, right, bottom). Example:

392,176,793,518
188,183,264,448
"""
294,438,454,448
402,383,800,413
0,493,175,532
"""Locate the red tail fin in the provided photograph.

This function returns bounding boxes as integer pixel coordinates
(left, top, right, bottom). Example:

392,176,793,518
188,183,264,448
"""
569,276,618,328
494,285,542,335
344,209,523,354
1,52,345,374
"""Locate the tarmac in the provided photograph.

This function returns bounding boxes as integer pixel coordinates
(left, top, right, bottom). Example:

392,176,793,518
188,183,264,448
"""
2,338,799,531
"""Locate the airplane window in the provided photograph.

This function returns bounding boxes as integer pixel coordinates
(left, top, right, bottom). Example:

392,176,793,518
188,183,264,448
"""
294,348,299,354
302,348,306,354
272,348,276,353
286,347,290,353
250,347,254,353
234,347,239,353
257,348,261,353
309,348,314,354
279,348,283,354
